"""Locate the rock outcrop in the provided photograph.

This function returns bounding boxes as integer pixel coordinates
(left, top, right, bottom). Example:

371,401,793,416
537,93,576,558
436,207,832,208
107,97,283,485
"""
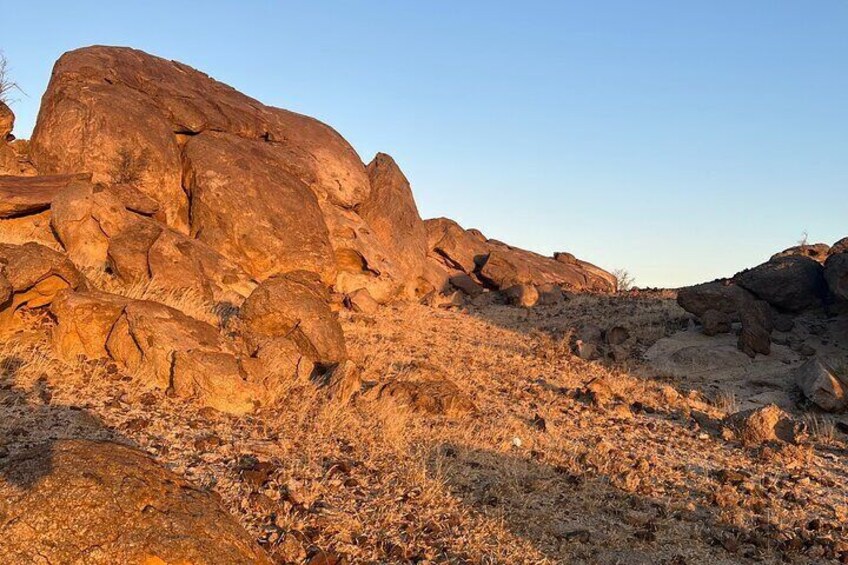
360,152,429,295
0,439,271,564
734,256,826,313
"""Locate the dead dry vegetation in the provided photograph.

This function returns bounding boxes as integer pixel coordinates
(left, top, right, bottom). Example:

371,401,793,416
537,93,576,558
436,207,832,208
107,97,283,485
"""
2,292,846,565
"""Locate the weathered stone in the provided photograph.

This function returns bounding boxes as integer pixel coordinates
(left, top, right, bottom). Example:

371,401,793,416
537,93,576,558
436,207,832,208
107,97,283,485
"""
725,404,798,445
345,287,379,314
734,256,826,312
106,300,227,389
0,101,12,140
0,242,86,315
52,181,255,306
183,131,337,283
425,218,489,275
377,368,476,418
449,273,485,298
771,243,831,263
31,45,372,237
504,283,539,308
0,439,271,564
50,290,129,360
677,281,750,318
240,271,346,366
171,350,263,415
824,252,848,302
701,309,731,336
0,173,91,218
322,203,403,303
738,298,772,358
794,358,847,412
360,153,428,294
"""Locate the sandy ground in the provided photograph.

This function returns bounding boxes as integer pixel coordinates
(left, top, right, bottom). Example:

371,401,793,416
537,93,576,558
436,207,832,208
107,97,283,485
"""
1,294,847,564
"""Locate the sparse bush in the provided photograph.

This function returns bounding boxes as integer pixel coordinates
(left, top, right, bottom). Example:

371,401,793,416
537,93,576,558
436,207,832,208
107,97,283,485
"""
612,268,635,292
797,230,809,249
712,389,738,414
803,414,837,446
0,52,22,104
109,146,150,185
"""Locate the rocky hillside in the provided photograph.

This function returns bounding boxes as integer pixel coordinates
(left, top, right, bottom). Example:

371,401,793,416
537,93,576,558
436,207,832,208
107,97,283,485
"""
2,47,847,565
0,46,621,563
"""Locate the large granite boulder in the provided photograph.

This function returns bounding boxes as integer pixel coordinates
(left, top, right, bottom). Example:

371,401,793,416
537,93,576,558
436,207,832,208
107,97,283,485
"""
677,280,751,319
734,256,826,313
360,153,429,295
30,45,370,231
240,271,347,366
0,439,271,564
182,131,336,283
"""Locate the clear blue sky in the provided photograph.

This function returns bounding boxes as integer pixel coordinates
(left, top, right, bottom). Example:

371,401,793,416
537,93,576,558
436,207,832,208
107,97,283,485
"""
3,1,846,287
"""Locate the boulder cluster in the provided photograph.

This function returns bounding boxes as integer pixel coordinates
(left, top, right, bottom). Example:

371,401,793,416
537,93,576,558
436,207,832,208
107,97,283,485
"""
0,46,617,562
0,46,615,418
677,241,848,411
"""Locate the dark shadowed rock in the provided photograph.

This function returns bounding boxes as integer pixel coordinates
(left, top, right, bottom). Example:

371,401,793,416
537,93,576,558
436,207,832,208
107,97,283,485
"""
676,280,751,318
360,153,428,294
830,237,848,256
737,298,773,358
0,439,271,564
734,256,826,312
240,271,347,366
701,309,731,336
824,252,848,302
449,273,485,297
504,284,539,308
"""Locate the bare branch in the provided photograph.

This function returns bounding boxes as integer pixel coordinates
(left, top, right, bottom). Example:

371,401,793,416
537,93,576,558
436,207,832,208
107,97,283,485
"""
0,52,22,104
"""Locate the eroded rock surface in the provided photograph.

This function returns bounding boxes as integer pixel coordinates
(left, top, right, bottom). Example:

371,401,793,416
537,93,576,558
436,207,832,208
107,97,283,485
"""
0,439,271,564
